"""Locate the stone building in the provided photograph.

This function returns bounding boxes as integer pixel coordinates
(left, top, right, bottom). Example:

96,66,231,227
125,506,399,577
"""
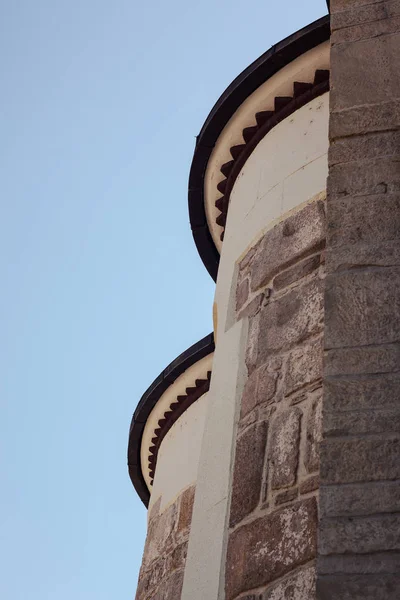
128,2,400,599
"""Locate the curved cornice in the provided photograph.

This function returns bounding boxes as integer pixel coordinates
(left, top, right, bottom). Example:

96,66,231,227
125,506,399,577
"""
188,15,330,281
127,333,215,507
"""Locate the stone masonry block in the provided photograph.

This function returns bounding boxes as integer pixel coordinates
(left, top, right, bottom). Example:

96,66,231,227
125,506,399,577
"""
330,33,400,112
225,498,317,600
177,485,195,535
318,552,400,575
230,421,268,527
329,132,400,166
240,359,279,419
317,574,400,600
325,269,400,349
320,481,400,518
332,14,400,45
151,569,184,600
284,337,323,396
256,278,323,363
305,396,323,473
330,100,400,139
324,373,400,412
319,513,400,555
327,194,400,248
328,158,400,199
325,343,400,377
325,239,400,272
324,408,400,437
250,201,325,292
273,254,320,291
270,408,301,489
263,566,315,600
236,277,249,312
331,1,400,31
320,436,400,485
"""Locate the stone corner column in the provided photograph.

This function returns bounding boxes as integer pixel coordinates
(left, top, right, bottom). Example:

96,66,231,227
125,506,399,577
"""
318,2,400,599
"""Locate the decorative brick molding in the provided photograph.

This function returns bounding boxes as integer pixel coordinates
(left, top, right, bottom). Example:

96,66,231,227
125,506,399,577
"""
225,199,326,599
214,70,329,241
317,2,400,598
148,372,211,485
135,486,195,600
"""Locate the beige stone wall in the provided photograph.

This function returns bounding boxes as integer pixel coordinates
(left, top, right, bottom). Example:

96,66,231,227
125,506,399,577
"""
225,199,326,600
135,486,195,600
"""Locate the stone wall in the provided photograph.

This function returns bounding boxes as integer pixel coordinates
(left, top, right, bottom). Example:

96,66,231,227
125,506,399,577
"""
135,486,195,600
317,2,400,598
225,199,326,600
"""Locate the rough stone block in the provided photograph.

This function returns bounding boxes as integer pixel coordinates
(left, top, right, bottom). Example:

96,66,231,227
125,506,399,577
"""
332,14,400,45
318,552,400,575
240,360,279,419
325,269,400,349
320,481,400,518
306,396,323,474
270,408,302,489
319,513,400,555
324,373,400,412
324,408,400,437
275,488,298,505
325,239,400,272
327,194,400,249
264,566,315,600
167,541,188,573
225,498,317,600
330,100,400,139
237,293,264,321
230,422,268,527
177,485,195,534
300,475,319,495
325,344,400,376
284,337,323,396
331,1,400,31
329,132,400,166
329,157,400,200
317,574,400,600
273,254,320,291
236,278,249,312
142,502,177,569
256,278,323,362
330,33,400,112
151,569,184,600
250,201,326,292
320,436,400,485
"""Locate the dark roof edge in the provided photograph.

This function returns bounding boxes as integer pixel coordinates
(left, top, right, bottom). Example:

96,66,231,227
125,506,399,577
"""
127,333,215,507
188,14,330,282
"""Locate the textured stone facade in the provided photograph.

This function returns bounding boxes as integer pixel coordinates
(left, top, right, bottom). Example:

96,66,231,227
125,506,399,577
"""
226,199,326,600
317,2,400,599
135,486,195,600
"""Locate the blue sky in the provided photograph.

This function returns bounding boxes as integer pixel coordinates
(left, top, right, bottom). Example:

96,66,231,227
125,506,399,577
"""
0,1,327,598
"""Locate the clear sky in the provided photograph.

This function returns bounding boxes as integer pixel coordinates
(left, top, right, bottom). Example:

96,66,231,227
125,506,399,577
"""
0,1,327,598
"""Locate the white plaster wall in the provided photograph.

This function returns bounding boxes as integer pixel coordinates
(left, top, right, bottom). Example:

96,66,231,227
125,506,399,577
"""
205,41,330,251
140,353,213,491
149,392,209,514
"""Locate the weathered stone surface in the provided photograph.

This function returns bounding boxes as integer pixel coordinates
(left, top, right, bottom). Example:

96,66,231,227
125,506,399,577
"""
320,436,400,484
275,488,298,505
324,373,400,412
273,254,320,291
330,100,400,139
250,201,326,292
319,513,400,555
240,361,279,419
270,408,301,489
317,574,400,600
327,194,400,249
305,396,322,474
177,485,195,534
329,132,400,166
325,239,400,272
324,408,400,437
225,498,317,600
331,0,400,30
245,312,261,374
230,421,268,527
142,502,177,569
167,541,187,573
325,269,400,349
320,481,400,518
328,157,400,199
332,14,400,44
151,569,184,600
284,337,323,396
325,343,400,376
330,34,400,112
236,278,249,312
264,566,315,600
237,293,264,321
256,278,323,362
300,475,319,495
318,552,400,575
